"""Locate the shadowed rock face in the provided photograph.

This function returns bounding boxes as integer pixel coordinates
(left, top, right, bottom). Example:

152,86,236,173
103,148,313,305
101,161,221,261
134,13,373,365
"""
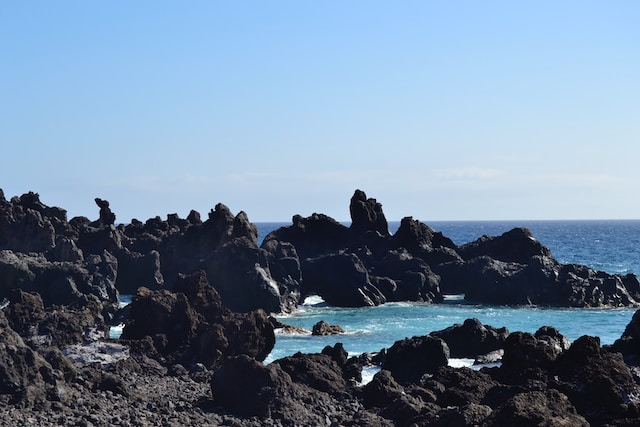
0,190,299,314
120,270,275,368
382,335,450,385
3,187,639,312
349,189,390,237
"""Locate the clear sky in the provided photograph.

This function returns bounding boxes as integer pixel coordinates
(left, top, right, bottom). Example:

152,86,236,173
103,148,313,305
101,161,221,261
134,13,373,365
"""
2,1,639,223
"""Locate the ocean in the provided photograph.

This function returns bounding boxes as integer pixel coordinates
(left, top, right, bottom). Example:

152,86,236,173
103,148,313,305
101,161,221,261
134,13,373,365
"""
260,220,640,363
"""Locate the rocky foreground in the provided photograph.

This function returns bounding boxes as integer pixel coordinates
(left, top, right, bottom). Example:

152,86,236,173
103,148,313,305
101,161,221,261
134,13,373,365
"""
2,188,640,425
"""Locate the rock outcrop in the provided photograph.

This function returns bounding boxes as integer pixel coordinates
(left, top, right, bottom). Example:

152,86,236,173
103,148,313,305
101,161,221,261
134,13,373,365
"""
4,187,640,426
0,190,298,314
120,270,275,368
263,189,639,308
3,187,638,311
430,318,509,359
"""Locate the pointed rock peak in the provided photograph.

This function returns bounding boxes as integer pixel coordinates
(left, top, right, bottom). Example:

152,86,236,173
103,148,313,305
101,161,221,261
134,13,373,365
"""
349,189,389,236
94,197,116,226
187,209,202,225
232,211,258,244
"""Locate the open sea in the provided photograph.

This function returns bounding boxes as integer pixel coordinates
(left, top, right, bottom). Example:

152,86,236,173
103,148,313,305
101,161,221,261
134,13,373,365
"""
259,220,640,364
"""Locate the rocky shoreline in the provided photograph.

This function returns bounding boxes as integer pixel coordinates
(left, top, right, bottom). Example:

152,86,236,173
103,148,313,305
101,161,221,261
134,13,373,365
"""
2,188,640,425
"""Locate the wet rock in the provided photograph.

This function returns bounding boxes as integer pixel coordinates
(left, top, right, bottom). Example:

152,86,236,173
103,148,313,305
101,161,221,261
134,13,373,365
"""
312,320,345,335
558,263,638,307
269,316,309,334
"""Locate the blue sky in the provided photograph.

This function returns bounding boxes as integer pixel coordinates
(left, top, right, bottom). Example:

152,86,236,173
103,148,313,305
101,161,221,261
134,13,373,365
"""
2,1,639,222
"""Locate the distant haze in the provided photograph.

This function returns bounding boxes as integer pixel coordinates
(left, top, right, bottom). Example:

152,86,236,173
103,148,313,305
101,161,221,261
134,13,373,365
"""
2,1,638,222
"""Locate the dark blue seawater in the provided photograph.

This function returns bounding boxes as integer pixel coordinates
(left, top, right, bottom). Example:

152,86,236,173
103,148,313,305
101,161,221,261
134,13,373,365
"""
260,220,640,362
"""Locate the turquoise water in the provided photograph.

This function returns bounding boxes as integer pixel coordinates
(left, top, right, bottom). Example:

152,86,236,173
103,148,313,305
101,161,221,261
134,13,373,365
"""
262,220,640,362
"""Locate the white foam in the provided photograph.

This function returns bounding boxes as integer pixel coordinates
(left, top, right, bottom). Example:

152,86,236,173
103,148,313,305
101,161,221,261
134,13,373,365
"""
302,295,326,306
448,358,475,368
109,323,124,339
359,365,381,386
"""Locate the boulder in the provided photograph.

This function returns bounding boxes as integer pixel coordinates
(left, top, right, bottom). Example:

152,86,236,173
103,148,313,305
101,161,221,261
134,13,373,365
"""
430,318,508,359
120,287,200,356
261,240,302,313
273,352,348,395
534,325,571,354
363,369,440,426
382,335,450,385
0,308,58,406
558,263,638,307
211,354,353,424
484,389,588,426
425,366,499,407
204,237,284,313
0,249,119,308
301,252,386,307
390,216,457,257
120,271,275,368
375,249,442,303
436,403,493,427
312,320,345,335
495,331,560,384
114,249,164,294
76,224,124,257
4,289,107,348
552,335,640,424
609,307,640,363
363,369,406,409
